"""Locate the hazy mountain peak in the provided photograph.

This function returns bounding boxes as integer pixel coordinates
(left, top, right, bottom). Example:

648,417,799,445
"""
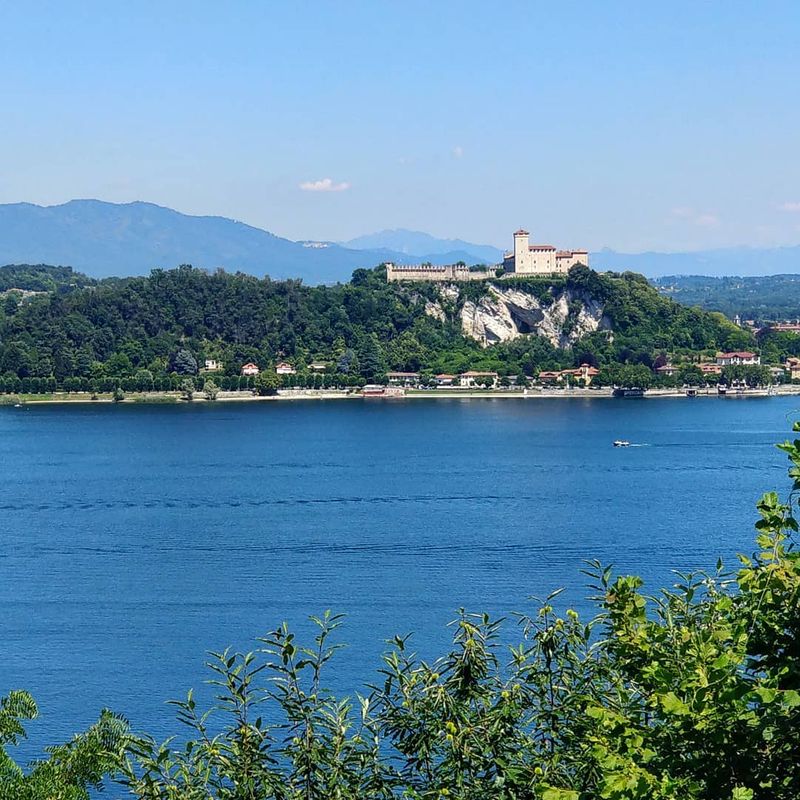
0,200,488,283
343,228,505,263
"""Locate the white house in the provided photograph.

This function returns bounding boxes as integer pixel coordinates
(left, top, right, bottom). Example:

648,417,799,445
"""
459,370,498,388
386,371,420,386
203,359,223,372
716,351,760,366
241,362,260,376
275,362,296,375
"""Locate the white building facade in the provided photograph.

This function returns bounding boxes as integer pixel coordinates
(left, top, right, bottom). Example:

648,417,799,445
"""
503,229,588,276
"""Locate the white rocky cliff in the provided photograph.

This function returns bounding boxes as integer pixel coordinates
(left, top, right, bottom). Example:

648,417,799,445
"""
425,283,609,348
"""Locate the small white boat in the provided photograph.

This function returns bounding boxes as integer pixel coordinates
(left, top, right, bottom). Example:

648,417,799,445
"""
613,440,630,447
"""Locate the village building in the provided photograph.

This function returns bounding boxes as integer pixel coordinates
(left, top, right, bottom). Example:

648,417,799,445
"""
386,371,420,386
459,370,499,388
656,364,679,377
699,363,723,377
203,359,223,372
503,229,589,275
275,362,296,375
308,362,327,372
434,373,456,386
716,351,760,366
537,363,600,386
786,357,800,381
240,362,260,376
538,370,563,384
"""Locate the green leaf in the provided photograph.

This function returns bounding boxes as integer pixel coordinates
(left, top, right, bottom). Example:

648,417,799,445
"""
659,692,691,715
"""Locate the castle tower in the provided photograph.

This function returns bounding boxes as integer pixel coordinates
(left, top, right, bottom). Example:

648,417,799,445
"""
513,229,530,273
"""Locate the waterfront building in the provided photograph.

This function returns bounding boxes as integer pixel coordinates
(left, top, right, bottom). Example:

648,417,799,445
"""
434,373,456,386
309,362,327,372
276,362,296,375
538,370,562,384
786,357,800,381
503,229,588,275
203,359,223,372
716,351,760,366
386,371,420,386
699,363,723,376
241,362,260,376
459,370,499,388
537,363,599,386
656,364,679,377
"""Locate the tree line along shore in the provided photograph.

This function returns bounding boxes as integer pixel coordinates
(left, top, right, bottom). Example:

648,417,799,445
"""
2,262,800,401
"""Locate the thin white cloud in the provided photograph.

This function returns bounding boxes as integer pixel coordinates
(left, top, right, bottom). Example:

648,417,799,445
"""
299,178,351,192
778,201,800,212
670,207,719,227
452,145,464,159
694,213,719,227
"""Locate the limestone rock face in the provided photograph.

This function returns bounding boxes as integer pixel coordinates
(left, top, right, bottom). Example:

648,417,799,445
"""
458,284,609,348
424,299,446,322
423,285,460,323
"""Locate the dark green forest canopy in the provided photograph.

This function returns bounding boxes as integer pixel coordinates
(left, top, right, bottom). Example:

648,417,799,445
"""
653,274,800,322
0,263,97,293
0,263,756,382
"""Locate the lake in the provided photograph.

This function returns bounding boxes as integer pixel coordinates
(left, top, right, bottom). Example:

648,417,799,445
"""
1,395,798,756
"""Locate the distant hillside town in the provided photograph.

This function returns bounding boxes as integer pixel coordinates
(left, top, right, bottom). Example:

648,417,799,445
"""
386,227,588,282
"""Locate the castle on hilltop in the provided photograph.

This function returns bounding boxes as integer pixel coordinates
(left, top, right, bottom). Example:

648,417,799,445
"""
503,229,588,275
385,228,588,282
385,263,495,282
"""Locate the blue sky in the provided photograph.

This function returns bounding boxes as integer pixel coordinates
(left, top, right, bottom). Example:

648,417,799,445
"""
1,1,799,252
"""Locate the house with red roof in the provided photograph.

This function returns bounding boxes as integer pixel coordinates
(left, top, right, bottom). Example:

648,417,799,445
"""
716,351,760,366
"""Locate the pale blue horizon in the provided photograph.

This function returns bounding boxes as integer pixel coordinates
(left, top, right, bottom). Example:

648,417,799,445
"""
1,1,799,253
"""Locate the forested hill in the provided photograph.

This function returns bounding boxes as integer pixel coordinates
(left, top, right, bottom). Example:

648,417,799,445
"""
0,264,753,385
0,263,97,293
653,274,800,322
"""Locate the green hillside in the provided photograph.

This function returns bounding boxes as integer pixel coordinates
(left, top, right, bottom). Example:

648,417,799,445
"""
653,274,800,322
0,264,758,390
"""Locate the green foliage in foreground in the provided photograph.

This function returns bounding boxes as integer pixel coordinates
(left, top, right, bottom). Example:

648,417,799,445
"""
7,429,800,798
0,691,127,799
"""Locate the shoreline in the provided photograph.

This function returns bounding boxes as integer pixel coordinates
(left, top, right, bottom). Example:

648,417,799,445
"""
4,384,800,406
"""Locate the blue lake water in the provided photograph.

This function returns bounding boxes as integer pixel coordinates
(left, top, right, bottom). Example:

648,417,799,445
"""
1,395,799,758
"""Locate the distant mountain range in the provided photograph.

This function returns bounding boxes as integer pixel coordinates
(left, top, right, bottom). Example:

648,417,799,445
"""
342,229,505,265
0,201,504,284
0,200,399,283
591,246,800,278
0,199,798,283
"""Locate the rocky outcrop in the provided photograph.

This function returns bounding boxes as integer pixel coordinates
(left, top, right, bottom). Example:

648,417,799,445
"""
424,299,446,322
457,284,609,348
